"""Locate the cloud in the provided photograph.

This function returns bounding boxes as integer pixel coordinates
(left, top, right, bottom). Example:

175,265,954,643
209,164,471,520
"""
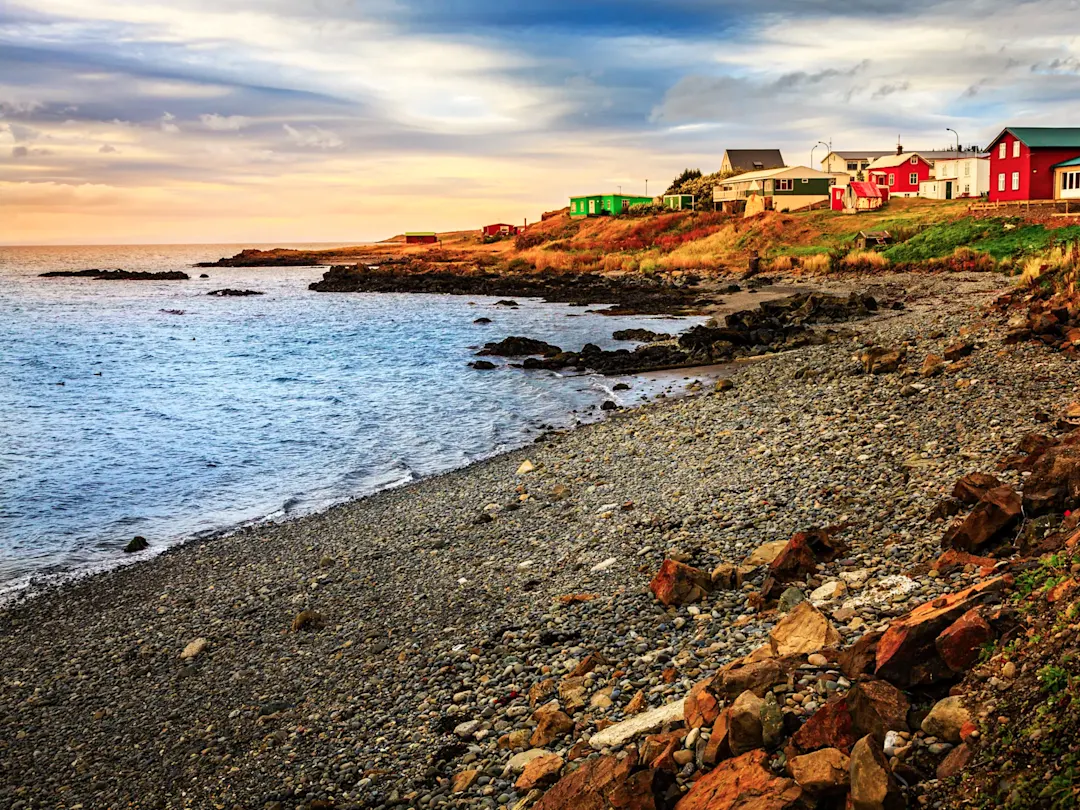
200,113,251,131
99,143,118,153
159,111,180,133
283,123,343,149
12,145,28,158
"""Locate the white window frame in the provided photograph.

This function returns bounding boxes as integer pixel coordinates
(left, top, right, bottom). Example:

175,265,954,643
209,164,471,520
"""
964,163,970,177
1013,140,1021,158
910,156,918,165
909,172,919,185
999,142,1007,159
776,178,793,191
888,173,895,186
998,173,1006,191
1011,172,1020,191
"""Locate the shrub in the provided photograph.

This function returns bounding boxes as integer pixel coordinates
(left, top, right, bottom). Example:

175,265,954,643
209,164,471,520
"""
514,231,547,250
842,250,890,271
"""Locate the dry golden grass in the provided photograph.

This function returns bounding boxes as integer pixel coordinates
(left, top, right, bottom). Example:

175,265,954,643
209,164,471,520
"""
842,250,890,269
798,254,830,274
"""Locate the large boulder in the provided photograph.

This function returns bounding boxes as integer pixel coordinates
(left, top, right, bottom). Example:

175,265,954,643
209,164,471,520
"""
921,696,971,744
789,747,850,795
875,576,1011,687
650,559,713,606
941,485,1022,551
769,601,841,656
849,735,903,810
516,753,564,790
790,697,856,754
935,607,995,672
728,690,765,755
674,750,803,810
743,540,789,568
846,680,909,742
711,658,786,700
533,751,667,810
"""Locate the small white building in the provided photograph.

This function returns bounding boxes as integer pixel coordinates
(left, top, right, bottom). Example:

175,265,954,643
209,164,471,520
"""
922,154,990,199
820,150,893,180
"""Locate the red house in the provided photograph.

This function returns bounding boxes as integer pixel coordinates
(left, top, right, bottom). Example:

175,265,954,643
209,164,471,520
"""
987,127,1080,202
831,181,887,213
481,223,521,238
865,150,933,198
405,232,437,244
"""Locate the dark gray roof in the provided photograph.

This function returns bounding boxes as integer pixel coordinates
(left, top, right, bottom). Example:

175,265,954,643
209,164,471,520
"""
723,149,785,172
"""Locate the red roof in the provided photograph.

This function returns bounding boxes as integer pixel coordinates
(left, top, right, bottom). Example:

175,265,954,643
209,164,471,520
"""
848,181,882,198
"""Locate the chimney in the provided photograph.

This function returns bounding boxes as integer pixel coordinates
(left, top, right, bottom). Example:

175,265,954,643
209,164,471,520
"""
896,143,903,156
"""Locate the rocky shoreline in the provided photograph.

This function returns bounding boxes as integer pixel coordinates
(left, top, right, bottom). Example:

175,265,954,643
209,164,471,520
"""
1,271,1076,810
39,268,191,280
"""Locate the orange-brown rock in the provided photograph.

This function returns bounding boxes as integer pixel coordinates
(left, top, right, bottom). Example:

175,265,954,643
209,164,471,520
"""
935,607,995,672
875,576,1011,687
768,529,848,585
849,735,903,810
943,341,975,362
768,601,841,656
570,653,606,678
847,680,909,742
625,690,647,715
936,742,973,779
712,658,786,700
515,753,564,790
649,559,712,606
531,703,574,747
533,751,668,810
452,770,481,793
530,679,556,708
643,731,684,772
703,709,732,766
790,697,856,754
942,485,1022,551
789,747,850,794
951,472,1002,504
685,677,722,729
674,750,803,810
728,690,765,756
932,550,999,578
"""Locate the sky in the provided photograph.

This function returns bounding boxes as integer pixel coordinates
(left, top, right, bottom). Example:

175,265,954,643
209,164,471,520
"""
3,0,1080,245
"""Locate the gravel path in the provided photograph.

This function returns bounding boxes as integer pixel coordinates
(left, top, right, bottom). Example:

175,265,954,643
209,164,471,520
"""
1,271,1071,810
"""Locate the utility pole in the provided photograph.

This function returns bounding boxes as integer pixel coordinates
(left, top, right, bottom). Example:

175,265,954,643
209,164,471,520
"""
946,128,960,156
645,179,649,196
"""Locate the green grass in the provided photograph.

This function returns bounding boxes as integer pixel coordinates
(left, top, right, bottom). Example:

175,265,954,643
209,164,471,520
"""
884,218,1080,263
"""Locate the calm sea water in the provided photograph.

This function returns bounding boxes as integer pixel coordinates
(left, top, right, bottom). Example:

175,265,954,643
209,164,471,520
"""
0,244,697,593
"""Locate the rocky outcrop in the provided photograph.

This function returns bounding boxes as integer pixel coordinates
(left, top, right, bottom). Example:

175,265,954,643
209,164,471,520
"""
478,337,562,357
40,269,190,280
206,288,264,296
612,329,673,342
875,576,1011,686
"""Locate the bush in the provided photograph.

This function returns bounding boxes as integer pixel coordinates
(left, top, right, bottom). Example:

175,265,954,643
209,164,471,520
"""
514,231,547,250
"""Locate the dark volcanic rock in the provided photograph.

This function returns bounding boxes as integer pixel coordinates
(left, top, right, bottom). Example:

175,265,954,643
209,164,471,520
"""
478,337,562,357
206,289,264,297
124,536,149,553
470,361,497,370
612,329,673,342
40,269,190,280
196,249,316,267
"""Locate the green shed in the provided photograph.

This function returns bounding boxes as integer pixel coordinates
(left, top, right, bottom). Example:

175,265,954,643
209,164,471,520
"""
663,194,695,211
569,193,654,218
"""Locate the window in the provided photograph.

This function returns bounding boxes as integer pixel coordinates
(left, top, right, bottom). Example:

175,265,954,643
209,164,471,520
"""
1012,172,1020,191
801,178,809,183
910,156,918,165
964,163,971,177
910,172,919,185
776,178,793,191
847,162,859,172
964,184,971,194
1013,140,1021,158
888,173,895,186
999,142,1007,159
998,173,1006,191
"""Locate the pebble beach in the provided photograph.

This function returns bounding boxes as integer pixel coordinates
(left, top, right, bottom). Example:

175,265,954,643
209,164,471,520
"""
1,270,1072,810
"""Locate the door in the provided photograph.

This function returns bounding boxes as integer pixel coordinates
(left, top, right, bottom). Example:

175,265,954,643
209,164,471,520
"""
588,199,596,215
945,181,953,200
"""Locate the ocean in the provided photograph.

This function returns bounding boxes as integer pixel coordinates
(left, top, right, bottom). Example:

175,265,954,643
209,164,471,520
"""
0,244,699,594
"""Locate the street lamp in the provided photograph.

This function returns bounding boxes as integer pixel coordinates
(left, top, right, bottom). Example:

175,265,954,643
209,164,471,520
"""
811,143,821,168
817,140,831,169
946,128,960,155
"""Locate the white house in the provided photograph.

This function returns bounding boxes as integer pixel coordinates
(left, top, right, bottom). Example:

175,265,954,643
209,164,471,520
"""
921,154,990,199
820,151,893,180
713,166,840,215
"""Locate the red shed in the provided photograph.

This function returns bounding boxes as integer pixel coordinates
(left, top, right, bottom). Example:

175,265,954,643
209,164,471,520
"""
865,150,933,198
987,127,1080,202
481,223,521,237
405,232,438,244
